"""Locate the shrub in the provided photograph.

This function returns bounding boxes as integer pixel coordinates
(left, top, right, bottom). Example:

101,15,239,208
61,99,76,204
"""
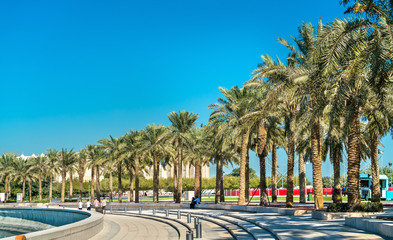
33,200,50,203
362,202,383,212
327,203,349,212
327,202,383,212
64,199,78,202
5,200,16,203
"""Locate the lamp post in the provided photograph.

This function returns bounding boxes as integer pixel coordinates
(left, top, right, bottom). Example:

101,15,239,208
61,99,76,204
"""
88,180,91,200
389,162,392,187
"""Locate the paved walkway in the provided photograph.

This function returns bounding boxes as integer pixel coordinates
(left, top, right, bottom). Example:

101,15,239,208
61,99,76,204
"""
89,214,178,240
90,208,389,240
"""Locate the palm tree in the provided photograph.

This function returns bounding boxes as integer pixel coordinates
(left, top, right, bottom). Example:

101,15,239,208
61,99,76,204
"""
99,136,125,202
11,157,34,203
77,148,88,201
32,155,47,201
209,86,254,205
58,148,77,203
123,130,141,202
87,144,104,202
45,149,60,202
0,154,16,201
139,124,167,203
168,110,198,203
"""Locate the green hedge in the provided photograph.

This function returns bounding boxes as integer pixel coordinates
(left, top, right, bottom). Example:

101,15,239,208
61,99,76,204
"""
327,202,383,212
33,200,50,203
64,199,78,202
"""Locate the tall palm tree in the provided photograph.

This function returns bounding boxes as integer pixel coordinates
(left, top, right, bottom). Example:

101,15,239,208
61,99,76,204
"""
77,148,88,201
87,144,104,202
11,157,34,203
99,136,125,202
45,149,60,202
32,155,47,201
123,130,141,202
139,124,167,203
209,86,254,205
0,154,16,201
58,148,77,203
168,110,198,203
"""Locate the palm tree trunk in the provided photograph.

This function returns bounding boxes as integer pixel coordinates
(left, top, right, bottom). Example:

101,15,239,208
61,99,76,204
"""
61,170,66,203
333,144,342,203
109,171,113,202
238,130,250,205
258,121,268,205
90,167,95,202
173,157,178,202
129,165,134,202
22,178,26,203
153,152,159,203
29,180,32,203
135,157,140,203
5,176,8,201
371,134,380,202
49,173,53,202
7,180,11,201
215,156,222,204
177,141,183,203
220,173,225,202
79,173,84,202
286,122,295,208
69,171,73,200
245,151,250,201
38,172,42,200
311,119,323,209
299,152,306,203
96,166,101,202
347,102,361,209
260,147,269,206
118,163,123,203
272,143,278,203
194,159,202,201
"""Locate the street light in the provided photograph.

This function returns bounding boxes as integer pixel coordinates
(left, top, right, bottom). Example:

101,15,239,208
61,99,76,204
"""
389,162,392,187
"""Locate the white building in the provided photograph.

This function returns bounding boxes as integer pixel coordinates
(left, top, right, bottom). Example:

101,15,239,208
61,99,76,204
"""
18,154,210,181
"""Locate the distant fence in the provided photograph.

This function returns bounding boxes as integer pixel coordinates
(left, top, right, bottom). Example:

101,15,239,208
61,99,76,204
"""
225,187,393,196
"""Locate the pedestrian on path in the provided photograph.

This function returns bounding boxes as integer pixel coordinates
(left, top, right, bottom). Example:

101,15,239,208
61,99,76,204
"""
78,200,83,210
94,198,99,212
87,200,91,211
102,198,107,214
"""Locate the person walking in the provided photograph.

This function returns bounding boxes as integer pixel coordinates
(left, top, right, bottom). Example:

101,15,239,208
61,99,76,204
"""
78,200,83,210
86,200,91,211
101,198,107,214
94,198,99,212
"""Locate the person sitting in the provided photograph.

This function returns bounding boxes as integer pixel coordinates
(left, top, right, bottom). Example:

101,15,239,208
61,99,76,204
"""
195,196,201,205
190,196,196,209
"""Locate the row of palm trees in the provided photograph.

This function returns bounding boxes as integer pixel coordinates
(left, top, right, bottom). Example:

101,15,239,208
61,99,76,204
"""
211,0,393,210
0,1,391,211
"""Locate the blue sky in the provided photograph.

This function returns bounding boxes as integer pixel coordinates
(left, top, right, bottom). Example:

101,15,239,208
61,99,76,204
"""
1,1,391,181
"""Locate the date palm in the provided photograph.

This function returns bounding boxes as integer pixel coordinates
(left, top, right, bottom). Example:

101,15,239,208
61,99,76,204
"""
209,86,254,205
58,148,77,203
0,154,16,201
99,136,125,202
11,157,35,203
45,149,60,202
32,155,47,201
315,15,393,208
168,110,198,203
139,124,168,203
77,148,88,201
123,130,142,202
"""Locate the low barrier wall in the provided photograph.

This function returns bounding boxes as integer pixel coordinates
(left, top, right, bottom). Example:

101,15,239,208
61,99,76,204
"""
0,208,103,240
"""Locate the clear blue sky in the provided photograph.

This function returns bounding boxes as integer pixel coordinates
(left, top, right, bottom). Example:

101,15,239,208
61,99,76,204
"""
1,1,391,181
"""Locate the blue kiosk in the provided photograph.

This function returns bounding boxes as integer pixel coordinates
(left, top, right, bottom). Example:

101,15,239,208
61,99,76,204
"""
360,173,393,200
